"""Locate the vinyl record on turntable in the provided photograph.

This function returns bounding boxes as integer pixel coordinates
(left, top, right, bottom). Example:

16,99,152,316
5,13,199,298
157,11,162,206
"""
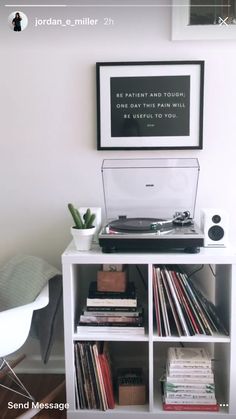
109,217,163,232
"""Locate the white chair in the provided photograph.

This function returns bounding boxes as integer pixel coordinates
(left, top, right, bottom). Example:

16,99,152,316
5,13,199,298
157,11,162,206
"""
0,283,49,400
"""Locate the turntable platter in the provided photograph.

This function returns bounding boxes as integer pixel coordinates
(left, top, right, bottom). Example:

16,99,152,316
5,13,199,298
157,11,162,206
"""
109,217,165,232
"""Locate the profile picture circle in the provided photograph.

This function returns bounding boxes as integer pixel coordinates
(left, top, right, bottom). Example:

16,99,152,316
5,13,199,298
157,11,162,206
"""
8,11,28,32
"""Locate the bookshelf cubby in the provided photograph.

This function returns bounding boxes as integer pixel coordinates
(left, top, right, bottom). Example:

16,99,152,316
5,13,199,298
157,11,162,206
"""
62,242,236,418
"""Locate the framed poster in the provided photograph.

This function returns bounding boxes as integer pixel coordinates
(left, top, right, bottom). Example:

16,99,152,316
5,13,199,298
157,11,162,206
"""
96,61,204,150
172,0,236,40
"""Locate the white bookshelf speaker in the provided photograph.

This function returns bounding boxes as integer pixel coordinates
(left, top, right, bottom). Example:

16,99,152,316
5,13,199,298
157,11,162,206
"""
200,209,229,247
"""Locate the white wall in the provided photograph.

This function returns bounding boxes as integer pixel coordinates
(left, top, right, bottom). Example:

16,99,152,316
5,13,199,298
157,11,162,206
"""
1,4,236,270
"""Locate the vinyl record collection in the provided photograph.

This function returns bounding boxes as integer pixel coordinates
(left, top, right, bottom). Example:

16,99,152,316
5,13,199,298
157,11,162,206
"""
153,266,228,337
162,347,219,411
74,341,115,410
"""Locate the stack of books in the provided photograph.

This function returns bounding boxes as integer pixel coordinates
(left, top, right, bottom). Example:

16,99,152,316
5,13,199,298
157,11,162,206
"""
74,341,115,410
153,266,228,337
77,281,145,335
163,347,219,412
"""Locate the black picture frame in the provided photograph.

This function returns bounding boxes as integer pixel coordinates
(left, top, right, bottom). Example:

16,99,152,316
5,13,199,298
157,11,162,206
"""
96,61,204,150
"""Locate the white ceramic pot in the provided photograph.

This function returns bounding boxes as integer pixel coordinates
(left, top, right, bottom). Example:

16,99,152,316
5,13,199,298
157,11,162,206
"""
71,226,95,251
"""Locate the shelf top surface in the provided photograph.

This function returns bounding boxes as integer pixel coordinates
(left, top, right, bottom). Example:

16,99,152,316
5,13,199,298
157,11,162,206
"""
62,241,236,264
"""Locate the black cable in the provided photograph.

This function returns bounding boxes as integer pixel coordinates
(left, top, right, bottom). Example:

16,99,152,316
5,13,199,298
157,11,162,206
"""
183,263,216,279
135,265,148,290
208,264,216,277
186,264,204,279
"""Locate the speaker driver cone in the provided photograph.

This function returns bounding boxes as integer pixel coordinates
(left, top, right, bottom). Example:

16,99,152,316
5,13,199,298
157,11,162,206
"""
208,225,224,241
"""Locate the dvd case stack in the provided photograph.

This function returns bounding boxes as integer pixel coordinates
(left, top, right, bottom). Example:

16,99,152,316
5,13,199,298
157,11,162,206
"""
162,347,219,412
77,280,145,335
153,266,228,337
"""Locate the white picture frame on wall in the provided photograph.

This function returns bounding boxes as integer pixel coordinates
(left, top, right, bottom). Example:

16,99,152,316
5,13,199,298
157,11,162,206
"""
172,0,236,40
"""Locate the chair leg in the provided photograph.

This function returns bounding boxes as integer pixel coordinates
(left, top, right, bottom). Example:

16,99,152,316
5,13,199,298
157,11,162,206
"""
0,354,26,379
16,380,65,419
0,358,34,401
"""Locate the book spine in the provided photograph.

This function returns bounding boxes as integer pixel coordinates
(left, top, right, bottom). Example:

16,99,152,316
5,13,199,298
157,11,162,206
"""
83,309,141,317
163,403,219,411
165,383,215,391
79,315,143,324
168,361,212,368
77,326,145,334
166,377,214,384
165,389,215,396
79,321,143,327
167,373,214,379
165,393,216,400
164,398,217,405
168,372,213,379
86,306,137,312
88,291,136,299
86,298,137,307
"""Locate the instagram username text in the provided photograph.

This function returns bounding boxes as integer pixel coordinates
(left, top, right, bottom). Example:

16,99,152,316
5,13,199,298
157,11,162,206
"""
35,17,115,27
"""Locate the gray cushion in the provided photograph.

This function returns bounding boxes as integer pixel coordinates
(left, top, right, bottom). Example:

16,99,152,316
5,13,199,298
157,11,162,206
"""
0,255,60,311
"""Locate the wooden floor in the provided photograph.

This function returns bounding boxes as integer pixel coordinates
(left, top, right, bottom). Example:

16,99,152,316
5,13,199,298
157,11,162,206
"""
0,374,66,418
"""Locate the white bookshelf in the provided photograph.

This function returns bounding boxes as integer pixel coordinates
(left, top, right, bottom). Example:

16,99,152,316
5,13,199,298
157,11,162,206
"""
62,242,236,418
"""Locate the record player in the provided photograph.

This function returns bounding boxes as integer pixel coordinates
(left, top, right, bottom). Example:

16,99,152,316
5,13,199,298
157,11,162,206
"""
99,158,204,253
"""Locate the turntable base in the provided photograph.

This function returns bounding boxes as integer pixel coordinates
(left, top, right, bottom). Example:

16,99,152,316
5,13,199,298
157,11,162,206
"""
98,217,204,254
100,237,202,254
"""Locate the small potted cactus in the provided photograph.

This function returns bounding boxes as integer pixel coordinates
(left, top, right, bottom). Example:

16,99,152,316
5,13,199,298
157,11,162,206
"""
68,203,96,251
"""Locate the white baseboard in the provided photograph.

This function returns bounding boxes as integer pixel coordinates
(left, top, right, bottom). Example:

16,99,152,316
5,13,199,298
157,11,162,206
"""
11,355,65,374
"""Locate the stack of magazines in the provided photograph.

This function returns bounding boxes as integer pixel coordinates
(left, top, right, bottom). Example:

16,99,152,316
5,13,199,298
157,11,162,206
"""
153,266,228,337
77,281,145,335
162,347,219,412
